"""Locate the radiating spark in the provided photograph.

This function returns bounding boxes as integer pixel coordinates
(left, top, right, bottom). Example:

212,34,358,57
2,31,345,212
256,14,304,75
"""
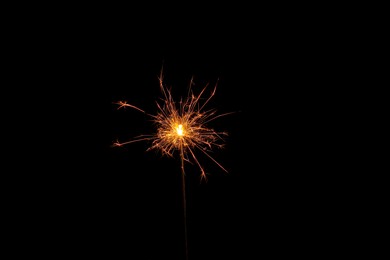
113,69,233,181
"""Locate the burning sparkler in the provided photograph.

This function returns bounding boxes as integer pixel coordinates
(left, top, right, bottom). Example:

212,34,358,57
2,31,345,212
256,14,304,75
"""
113,68,233,259
113,69,232,182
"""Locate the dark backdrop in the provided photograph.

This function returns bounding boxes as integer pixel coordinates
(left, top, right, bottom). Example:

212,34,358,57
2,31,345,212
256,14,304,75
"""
13,9,350,259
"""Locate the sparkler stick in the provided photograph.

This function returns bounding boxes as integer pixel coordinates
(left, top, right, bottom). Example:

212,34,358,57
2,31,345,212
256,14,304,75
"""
180,148,189,260
113,68,231,259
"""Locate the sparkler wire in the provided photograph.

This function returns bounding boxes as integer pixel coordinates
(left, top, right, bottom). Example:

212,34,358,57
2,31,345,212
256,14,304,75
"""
181,149,189,260
113,70,232,260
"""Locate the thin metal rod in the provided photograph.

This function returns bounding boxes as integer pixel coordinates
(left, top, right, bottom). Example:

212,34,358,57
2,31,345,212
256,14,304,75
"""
181,155,189,260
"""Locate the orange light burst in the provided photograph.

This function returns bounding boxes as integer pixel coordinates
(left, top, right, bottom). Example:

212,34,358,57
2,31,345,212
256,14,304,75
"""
113,70,233,181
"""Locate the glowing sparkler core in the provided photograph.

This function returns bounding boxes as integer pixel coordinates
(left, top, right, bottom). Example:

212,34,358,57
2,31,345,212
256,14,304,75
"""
176,124,184,136
113,71,233,181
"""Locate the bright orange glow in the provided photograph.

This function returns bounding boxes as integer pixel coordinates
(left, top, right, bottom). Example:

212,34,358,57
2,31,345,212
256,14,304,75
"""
113,69,233,181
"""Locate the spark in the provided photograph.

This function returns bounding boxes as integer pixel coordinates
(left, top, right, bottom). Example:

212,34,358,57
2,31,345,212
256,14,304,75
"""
113,69,233,182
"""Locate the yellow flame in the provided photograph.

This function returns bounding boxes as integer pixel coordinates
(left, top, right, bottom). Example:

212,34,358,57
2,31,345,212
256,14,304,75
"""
176,124,184,136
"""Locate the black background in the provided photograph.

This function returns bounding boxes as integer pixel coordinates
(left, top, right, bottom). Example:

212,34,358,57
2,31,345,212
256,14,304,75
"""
10,7,358,259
